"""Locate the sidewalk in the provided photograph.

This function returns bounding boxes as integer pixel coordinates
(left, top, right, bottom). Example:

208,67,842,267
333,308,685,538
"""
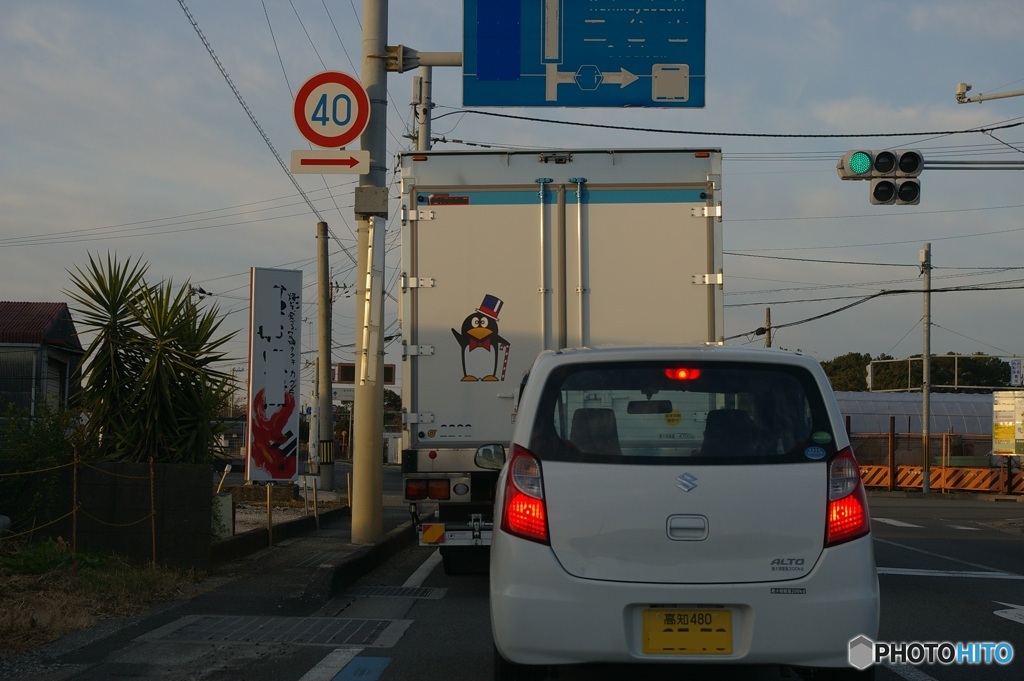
0,492,416,681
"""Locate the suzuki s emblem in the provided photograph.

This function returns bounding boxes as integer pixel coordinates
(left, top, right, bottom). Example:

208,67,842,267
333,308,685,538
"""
676,472,698,492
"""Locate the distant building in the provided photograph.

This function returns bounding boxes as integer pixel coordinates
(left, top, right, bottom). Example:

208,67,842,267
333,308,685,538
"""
0,301,84,413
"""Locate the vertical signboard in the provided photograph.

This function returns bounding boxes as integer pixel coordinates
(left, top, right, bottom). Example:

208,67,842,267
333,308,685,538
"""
246,268,303,482
992,390,1024,457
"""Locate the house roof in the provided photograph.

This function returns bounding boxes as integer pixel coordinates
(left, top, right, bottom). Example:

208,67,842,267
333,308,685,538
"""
0,301,83,351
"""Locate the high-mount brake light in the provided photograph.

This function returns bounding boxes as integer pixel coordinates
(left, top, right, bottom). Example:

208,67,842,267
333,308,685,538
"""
825,447,871,546
664,367,701,381
500,445,549,545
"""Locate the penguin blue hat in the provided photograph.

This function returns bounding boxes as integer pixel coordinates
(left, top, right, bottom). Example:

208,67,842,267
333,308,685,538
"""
477,294,503,320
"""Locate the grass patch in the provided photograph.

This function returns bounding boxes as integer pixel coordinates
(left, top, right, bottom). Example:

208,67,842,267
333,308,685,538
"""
0,538,201,659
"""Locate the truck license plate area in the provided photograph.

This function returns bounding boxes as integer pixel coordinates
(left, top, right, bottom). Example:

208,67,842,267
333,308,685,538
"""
642,608,732,655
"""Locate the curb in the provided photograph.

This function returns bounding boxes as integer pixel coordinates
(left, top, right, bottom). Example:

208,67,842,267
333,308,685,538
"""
210,507,351,565
329,521,417,595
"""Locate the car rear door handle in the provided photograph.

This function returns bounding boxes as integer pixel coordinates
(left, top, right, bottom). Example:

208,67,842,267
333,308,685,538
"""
666,514,708,541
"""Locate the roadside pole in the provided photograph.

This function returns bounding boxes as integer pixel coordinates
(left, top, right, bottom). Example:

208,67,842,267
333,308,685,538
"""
921,243,932,493
352,0,388,544
317,221,334,491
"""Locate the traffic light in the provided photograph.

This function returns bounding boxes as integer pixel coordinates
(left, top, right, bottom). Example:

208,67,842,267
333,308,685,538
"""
836,150,874,180
870,150,922,205
838,149,923,205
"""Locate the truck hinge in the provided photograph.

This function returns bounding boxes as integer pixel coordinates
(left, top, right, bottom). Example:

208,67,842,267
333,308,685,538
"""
401,274,436,290
403,344,435,357
690,204,723,219
403,412,435,425
471,513,483,540
415,208,436,221
692,272,724,286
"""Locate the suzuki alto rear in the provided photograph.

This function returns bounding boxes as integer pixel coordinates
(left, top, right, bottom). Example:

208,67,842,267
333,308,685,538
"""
490,346,879,680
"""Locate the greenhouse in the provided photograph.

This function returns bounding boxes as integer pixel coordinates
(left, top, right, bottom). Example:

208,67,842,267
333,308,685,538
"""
835,391,993,435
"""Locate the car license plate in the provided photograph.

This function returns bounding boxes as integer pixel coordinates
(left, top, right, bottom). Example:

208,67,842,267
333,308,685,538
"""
642,608,732,655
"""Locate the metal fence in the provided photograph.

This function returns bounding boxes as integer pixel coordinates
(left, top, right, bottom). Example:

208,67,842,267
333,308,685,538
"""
850,423,1022,494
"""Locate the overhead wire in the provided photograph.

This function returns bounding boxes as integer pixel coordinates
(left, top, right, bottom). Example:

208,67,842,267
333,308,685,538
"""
176,0,324,222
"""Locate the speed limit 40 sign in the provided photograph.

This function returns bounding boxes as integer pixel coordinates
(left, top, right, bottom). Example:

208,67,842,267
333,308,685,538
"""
293,71,370,148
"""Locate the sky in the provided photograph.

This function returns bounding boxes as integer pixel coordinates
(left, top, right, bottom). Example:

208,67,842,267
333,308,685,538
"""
2,0,1024,400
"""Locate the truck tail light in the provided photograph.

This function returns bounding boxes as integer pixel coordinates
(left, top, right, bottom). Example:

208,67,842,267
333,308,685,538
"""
825,447,870,547
500,445,549,545
405,479,428,501
405,479,451,501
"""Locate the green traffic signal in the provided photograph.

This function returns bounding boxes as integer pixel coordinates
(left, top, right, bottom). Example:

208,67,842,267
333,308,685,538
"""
848,151,872,175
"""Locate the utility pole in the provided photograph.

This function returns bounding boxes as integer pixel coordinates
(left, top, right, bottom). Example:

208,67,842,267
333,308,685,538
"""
764,308,772,348
317,221,334,491
413,66,433,151
351,0,389,544
921,243,932,494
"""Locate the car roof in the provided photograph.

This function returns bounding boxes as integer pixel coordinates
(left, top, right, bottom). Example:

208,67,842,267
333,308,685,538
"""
531,345,822,370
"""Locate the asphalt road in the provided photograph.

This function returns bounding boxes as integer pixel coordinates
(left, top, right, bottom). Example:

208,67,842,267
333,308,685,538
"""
4,492,1021,680
312,493,1024,681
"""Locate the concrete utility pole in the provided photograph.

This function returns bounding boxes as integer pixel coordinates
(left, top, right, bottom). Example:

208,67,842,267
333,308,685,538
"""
921,243,932,494
351,0,389,544
413,66,433,151
317,221,334,491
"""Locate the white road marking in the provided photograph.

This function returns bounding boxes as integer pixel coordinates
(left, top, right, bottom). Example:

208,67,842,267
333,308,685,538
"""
403,548,442,588
874,517,921,528
993,601,1024,625
298,648,361,681
947,524,981,531
875,538,1016,575
878,567,1024,580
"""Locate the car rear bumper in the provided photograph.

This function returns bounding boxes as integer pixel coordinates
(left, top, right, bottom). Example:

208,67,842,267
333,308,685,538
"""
490,534,879,668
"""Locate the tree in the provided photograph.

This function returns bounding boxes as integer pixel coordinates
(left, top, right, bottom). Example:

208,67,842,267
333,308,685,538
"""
383,388,402,430
66,253,235,463
820,352,871,391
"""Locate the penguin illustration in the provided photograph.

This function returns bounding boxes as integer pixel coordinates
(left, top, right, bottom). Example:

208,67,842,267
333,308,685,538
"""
451,294,510,382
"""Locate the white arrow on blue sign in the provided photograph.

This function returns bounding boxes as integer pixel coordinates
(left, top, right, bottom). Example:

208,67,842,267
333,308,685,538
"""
463,0,706,108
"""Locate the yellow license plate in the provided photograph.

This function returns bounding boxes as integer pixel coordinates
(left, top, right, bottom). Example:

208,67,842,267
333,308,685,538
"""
642,608,732,655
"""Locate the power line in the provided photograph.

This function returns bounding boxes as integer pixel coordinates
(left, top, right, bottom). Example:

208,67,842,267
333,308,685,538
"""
434,108,1024,140
726,284,1024,339
176,0,323,222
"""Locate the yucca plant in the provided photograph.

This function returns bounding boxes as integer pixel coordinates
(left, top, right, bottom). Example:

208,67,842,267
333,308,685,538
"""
66,253,236,463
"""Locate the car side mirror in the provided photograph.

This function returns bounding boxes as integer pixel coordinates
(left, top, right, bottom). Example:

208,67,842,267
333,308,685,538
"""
475,444,506,470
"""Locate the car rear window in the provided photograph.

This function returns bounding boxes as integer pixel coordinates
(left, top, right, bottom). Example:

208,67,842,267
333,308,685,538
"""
527,360,838,465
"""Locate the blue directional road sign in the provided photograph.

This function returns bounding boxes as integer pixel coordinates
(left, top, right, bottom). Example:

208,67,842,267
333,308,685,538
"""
464,0,706,108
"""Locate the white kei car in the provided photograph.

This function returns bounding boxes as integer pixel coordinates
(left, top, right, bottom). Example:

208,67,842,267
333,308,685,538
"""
489,346,879,680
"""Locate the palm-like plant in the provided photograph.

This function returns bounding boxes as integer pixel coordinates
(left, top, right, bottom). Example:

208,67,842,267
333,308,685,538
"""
66,253,236,463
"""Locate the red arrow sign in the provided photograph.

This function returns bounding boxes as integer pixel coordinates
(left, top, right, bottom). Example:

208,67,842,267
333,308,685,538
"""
290,150,369,175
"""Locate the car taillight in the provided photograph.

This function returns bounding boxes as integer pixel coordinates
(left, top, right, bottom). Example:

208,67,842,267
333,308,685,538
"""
825,446,870,547
500,445,549,545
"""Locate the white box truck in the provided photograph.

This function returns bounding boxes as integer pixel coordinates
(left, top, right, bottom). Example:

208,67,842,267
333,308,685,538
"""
399,148,725,573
